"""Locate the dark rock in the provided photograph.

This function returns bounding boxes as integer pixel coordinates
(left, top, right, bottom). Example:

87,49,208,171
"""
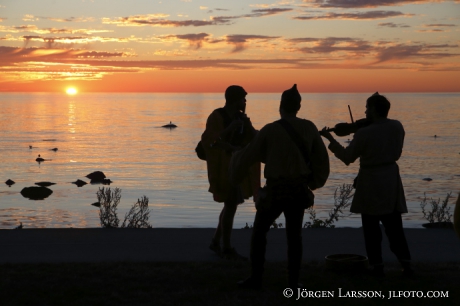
72,179,88,187
36,154,45,162
422,178,433,181
50,148,58,151
91,202,101,207
90,178,113,185
21,186,53,200
5,179,15,187
35,181,56,187
86,171,106,181
162,121,177,128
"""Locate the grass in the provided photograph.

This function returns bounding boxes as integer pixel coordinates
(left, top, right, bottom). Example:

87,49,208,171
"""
1,261,459,306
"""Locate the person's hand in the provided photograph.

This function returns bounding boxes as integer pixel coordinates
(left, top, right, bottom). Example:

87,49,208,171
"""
320,127,334,141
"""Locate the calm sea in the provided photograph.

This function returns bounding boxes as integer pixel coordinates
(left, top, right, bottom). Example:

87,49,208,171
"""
0,92,459,229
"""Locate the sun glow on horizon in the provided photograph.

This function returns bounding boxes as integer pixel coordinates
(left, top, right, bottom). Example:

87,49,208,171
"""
66,87,78,95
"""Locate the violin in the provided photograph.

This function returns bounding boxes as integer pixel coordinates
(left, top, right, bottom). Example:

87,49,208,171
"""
320,105,372,137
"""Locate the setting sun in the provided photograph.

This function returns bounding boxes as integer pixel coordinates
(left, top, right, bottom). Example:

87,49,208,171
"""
66,87,78,95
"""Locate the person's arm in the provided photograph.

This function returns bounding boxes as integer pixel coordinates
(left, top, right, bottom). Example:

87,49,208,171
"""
201,111,223,148
308,125,330,190
229,127,266,185
320,127,361,166
202,111,243,152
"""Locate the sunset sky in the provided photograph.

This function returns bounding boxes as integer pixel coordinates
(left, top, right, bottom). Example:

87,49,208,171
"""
0,0,459,93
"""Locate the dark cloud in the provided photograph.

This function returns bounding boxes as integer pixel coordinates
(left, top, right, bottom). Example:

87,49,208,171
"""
378,22,411,28
77,50,124,58
23,35,42,47
375,44,423,62
45,17,76,22
37,16,92,22
103,8,292,28
303,0,438,8
23,35,88,48
0,46,125,62
164,33,210,49
294,10,412,20
288,37,459,63
213,7,292,22
289,37,373,54
251,8,293,16
226,34,279,53
44,28,75,34
418,29,445,32
375,43,459,62
103,16,231,27
424,23,457,27
14,25,39,31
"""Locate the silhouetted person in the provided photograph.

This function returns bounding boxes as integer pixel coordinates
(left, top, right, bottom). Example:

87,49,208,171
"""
201,85,260,260
230,84,330,288
321,93,412,277
455,192,460,239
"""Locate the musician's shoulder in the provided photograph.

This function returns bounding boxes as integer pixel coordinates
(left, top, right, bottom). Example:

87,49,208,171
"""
298,118,318,130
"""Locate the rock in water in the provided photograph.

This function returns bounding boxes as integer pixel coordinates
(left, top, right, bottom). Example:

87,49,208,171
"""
162,121,177,128
35,181,56,187
102,179,113,185
21,186,53,200
36,154,45,162
422,178,433,181
72,179,88,187
85,171,106,181
5,179,15,187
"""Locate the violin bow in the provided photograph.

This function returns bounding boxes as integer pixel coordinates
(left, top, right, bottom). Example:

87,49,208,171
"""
348,105,354,124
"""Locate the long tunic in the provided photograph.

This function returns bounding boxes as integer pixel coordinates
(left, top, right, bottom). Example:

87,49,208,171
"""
201,109,260,202
230,117,329,191
328,118,407,215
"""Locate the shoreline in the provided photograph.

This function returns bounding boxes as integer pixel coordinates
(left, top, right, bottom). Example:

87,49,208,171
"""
1,227,458,264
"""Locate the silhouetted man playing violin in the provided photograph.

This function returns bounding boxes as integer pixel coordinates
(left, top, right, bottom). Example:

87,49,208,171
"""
321,93,413,277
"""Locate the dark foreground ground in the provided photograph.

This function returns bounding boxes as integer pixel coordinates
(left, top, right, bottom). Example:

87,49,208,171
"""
1,261,459,306
0,228,459,305
1,228,459,263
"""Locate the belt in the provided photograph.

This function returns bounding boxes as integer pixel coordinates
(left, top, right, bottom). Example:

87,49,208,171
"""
360,161,396,170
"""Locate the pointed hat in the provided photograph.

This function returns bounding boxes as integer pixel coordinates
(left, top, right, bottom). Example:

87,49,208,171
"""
280,84,301,112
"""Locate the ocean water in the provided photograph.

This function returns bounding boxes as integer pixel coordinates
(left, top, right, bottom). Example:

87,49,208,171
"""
0,92,459,229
